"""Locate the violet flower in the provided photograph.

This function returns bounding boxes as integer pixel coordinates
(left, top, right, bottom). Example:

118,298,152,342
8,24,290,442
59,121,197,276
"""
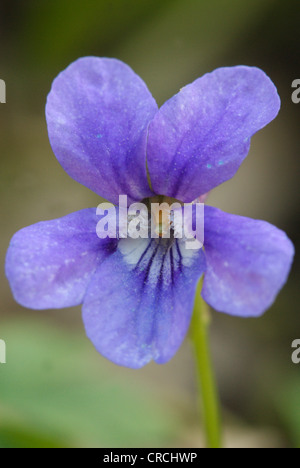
5,57,294,368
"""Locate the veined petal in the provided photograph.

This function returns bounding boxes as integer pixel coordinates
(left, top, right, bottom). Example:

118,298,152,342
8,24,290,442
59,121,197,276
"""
147,66,280,201
202,206,294,317
82,237,206,368
5,209,116,309
46,57,158,204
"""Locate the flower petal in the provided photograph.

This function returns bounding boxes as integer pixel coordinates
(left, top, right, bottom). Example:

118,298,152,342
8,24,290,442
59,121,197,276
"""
46,57,158,204
82,238,206,368
5,209,116,309
147,66,280,201
202,206,294,317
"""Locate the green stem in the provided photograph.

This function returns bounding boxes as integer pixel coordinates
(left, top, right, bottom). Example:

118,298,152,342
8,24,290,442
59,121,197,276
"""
190,280,222,448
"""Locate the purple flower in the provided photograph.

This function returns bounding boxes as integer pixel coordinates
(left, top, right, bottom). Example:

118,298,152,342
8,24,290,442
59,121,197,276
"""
5,57,294,368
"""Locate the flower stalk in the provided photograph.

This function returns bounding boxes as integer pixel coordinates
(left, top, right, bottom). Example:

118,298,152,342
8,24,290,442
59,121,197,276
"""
190,280,222,448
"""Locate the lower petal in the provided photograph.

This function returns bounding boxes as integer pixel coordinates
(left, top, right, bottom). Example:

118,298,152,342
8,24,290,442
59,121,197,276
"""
5,209,116,309
202,206,294,317
82,237,206,368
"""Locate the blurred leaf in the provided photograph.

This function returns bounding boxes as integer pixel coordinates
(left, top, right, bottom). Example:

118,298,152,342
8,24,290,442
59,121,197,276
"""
17,0,173,68
118,0,275,103
0,425,66,449
0,319,181,448
276,375,300,448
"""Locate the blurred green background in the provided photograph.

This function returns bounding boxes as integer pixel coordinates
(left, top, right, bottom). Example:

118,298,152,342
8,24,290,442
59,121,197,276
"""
0,0,299,448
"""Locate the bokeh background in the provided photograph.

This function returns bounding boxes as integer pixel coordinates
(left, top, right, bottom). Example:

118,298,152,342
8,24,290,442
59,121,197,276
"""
0,0,299,448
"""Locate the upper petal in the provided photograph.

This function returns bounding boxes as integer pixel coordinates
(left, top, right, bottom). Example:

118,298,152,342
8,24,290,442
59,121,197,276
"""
82,238,206,368
5,209,116,309
46,57,158,204
202,206,294,317
147,66,280,201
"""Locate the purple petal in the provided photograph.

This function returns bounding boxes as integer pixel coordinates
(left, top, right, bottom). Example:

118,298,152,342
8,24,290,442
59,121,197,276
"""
5,209,116,309
202,206,294,317
46,57,158,204
82,238,206,368
147,66,280,201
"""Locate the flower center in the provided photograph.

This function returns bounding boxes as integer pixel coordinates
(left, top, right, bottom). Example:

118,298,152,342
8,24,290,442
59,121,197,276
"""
142,195,183,239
